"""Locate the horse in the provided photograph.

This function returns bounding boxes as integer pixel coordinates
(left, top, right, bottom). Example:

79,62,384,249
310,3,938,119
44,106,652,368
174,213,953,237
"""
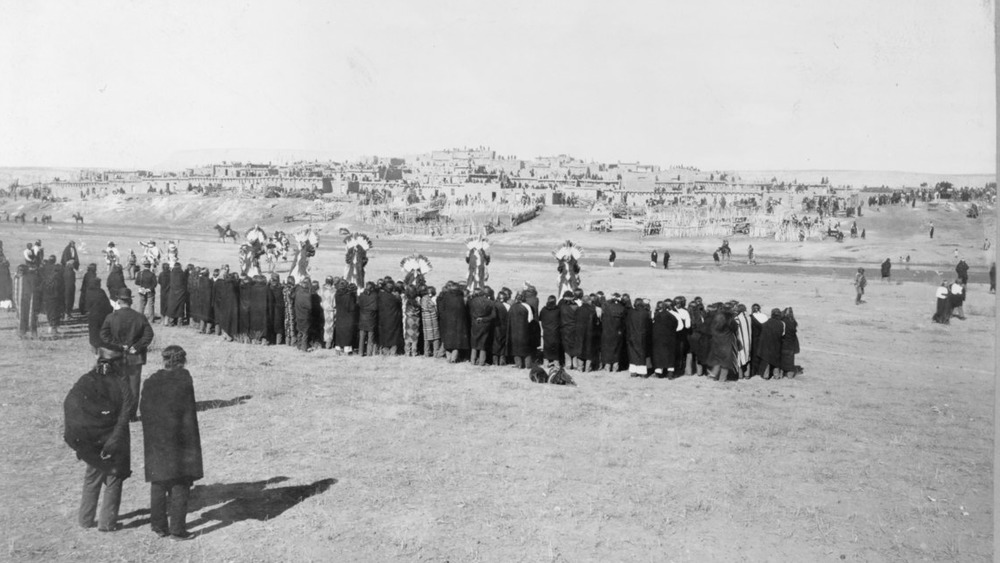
344,233,372,289
716,241,732,263
554,241,582,298
214,224,238,243
288,227,319,282
72,212,84,224
465,237,491,292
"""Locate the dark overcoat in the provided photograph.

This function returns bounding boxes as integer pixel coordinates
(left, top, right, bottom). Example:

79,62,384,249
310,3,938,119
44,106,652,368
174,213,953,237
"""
165,265,188,319
758,317,784,368
64,367,132,477
334,288,358,347
468,295,495,351
538,303,561,361
139,368,203,483
651,309,678,371
574,302,600,363
376,290,403,349
438,289,469,350
358,291,378,332
86,285,113,349
507,302,533,358
558,299,579,357
599,300,626,366
625,305,650,366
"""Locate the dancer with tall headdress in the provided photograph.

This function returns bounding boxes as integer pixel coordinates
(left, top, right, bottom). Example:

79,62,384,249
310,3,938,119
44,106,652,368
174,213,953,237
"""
554,240,582,299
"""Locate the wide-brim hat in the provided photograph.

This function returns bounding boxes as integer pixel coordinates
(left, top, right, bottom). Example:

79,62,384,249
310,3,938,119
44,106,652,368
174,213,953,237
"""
116,287,133,301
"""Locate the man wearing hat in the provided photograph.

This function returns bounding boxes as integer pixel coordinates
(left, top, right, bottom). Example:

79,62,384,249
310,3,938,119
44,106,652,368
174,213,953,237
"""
135,259,158,322
100,288,155,421
139,239,163,270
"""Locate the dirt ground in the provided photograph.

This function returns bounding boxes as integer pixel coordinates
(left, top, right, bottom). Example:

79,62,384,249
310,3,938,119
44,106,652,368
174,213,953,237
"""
0,196,994,562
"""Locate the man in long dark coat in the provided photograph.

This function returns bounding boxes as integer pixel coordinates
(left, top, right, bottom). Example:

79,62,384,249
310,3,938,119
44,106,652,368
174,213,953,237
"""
508,291,534,368
468,288,495,366
183,264,196,325
293,278,313,351
651,300,678,378
625,298,651,377
64,356,134,532
139,345,203,540
268,273,286,345
492,289,510,366
165,263,187,326
376,280,403,355
40,257,65,334
438,282,469,363
85,277,113,355
357,282,379,356
749,304,768,377
538,295,561,366
157,263,170,320
214,273,239,340
334,281,358,353
574,294,600,371
101,288,155,420
757,308,785,379
79,263,97,315
600,294,626,372
558,292,579,369
106,265,126,301
247,275,272,343
194,269,215,334
61,242,79,316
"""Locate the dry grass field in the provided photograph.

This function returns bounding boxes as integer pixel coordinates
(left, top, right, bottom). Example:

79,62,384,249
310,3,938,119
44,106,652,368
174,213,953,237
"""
0,197,994,562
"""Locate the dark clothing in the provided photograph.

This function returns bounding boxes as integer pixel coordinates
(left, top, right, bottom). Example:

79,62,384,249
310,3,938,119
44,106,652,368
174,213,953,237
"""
64,368,134,477
79,269,96,315
61,244,80,271
376,290,403,350
625,306,651,366
492,302,509,357
651,309,678,372
955,260,969,285
106,268,126,299
539,303,562,362
438,289,470,350
758,318,784,369
707,312,737,371
18,269,41,335
193,274,214,325
158,269,171,317
247,280,271,341
140,368,203,483
40,262,65,324
574,302,600,363
86,286,114,350
599,300,626,366
165,266,187,319
293,285,312,335
880,260,891,279
62,265,76,315
558,299,580,358
100,307,154,365
358,292,378,332
781,318,799,373
269,282,286,341
507,302,533,358
468,295,496,351
214,276,240,338
334,288,359,347
140,367,203,539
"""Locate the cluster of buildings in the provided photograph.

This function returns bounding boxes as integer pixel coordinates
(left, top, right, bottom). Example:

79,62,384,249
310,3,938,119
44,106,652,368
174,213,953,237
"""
50,147,846,209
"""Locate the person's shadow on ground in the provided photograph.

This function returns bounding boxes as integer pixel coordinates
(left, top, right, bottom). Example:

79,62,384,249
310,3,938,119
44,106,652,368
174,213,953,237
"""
121,476,337,536
195,395,252,412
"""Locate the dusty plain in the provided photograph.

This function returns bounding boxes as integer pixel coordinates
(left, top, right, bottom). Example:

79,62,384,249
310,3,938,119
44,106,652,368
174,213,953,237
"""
0,194,994,562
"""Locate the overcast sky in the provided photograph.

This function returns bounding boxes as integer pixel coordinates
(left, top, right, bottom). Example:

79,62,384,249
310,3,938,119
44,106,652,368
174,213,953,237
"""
0,0,994,172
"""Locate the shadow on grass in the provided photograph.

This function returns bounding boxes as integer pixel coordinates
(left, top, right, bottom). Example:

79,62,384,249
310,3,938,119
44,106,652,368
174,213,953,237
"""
196,395,252,412
121,476,337,537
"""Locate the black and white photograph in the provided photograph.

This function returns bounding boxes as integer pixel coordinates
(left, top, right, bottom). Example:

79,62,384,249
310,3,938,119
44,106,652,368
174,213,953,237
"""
0,1,995,560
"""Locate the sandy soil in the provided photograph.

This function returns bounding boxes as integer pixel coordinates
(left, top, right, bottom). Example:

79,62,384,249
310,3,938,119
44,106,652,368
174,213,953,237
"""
0,196,994,562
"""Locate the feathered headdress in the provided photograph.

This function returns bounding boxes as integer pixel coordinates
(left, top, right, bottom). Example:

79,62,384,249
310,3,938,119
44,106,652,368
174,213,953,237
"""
344,233,373,251
465,235,490,251
400,254,433,274
554,240,582,261
293,226,320,248
245,225,268,245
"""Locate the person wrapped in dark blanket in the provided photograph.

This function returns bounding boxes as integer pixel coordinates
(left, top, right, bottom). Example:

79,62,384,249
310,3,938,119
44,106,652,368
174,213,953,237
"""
528,364,576,386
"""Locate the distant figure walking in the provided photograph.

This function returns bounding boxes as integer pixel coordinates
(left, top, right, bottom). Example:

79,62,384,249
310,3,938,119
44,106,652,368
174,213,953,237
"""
747,245,756,265
880,258,891,282
929,221,934,239
854,268,867,305
662,250,670,269
649,250,657,268
713,250,720,265
990,262,996,294
608,249,616,268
